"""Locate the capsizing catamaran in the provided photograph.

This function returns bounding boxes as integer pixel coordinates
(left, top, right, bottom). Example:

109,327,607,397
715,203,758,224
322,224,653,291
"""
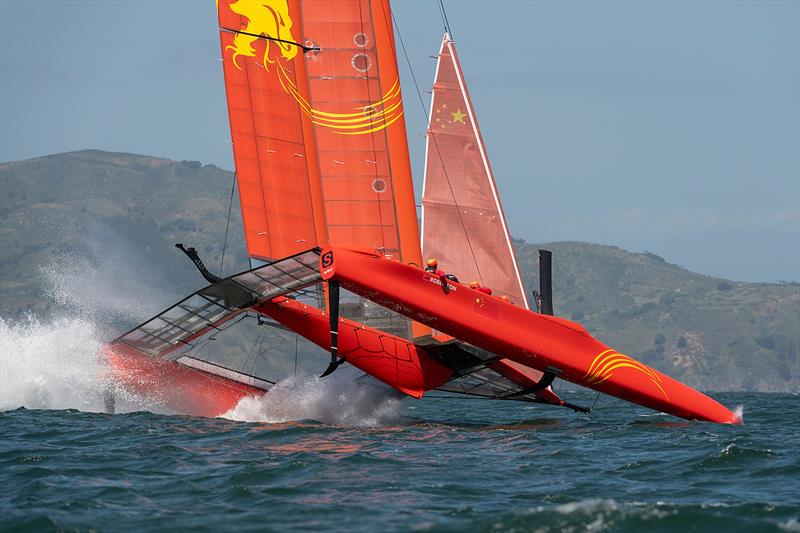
102,0,740,424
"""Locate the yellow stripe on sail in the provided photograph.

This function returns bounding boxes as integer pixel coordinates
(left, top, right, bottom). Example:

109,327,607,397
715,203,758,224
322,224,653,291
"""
326,111,405,135
276,62,403,134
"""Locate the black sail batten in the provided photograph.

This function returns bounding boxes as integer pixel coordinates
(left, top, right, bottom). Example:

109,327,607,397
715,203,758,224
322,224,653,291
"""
219,27,320,52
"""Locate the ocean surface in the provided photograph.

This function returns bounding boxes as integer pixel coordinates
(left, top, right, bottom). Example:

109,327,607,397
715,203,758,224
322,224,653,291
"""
1,318,799,532
2,393,799,531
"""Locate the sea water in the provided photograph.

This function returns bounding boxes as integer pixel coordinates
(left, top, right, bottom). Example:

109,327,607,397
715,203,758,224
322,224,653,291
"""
1,316,799,532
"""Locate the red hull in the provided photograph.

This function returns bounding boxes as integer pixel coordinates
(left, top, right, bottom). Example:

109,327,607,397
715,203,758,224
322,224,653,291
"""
320,246,741,424
103,344,263,418
254,297,565,405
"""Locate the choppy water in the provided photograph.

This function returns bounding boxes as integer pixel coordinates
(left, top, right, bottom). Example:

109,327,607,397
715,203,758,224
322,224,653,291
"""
1,317,799,532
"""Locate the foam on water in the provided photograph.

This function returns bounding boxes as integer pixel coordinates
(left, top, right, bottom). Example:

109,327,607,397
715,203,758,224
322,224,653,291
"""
733,404,745,424
221,372,404,427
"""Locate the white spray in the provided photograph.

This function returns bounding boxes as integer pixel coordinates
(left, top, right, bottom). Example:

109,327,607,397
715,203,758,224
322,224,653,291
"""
1,232,178,413
221,370,405,427
1,241,403,423
0,315,109,411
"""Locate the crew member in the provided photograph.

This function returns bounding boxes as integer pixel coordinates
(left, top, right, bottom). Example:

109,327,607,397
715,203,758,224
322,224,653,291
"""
426,258,445,277
469,280,492,295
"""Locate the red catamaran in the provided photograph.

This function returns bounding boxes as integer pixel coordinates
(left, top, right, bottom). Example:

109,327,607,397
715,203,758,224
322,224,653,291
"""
103,0,740,425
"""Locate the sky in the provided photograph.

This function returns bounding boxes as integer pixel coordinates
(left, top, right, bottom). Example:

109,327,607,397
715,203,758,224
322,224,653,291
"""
1,0,798,283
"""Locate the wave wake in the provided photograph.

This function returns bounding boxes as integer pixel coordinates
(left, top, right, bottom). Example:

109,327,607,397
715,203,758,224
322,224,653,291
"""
221,372,404,427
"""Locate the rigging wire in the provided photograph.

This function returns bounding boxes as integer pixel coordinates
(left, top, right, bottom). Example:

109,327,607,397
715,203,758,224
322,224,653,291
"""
248,324,268,377
390,11,483,282
437,0,452,37
239,321,267,377
293,334,299,376
219,171,237,275
591,391,601,412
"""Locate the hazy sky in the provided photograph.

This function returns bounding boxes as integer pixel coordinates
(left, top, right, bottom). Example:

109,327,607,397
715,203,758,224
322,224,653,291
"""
1,0,798,282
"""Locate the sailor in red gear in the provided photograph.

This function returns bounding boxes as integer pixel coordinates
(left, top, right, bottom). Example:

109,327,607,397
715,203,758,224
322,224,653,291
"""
425,258,438,272
469,280,492,295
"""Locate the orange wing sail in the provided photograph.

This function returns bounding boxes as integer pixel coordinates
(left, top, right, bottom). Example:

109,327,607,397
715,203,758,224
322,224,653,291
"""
421,34,528,307
300,0,421,265
218,0,421,267
218,0,327,261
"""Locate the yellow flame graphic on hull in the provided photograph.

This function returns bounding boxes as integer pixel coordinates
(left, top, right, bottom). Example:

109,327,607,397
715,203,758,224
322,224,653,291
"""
584,349,670,401
222,0,403,135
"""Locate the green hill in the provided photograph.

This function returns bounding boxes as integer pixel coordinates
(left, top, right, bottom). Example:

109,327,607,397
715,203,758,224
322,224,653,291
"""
1,150,797,392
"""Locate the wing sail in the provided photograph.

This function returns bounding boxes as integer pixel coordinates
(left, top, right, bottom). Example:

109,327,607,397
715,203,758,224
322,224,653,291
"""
217,0,421,267
299,0,421,265
218,2,327,261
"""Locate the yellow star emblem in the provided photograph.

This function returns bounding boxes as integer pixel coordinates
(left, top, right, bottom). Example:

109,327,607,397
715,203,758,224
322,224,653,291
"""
451,109,466,124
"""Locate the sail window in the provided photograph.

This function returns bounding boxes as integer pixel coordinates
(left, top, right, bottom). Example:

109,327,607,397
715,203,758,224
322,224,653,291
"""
372,179,387,193
351,53,371,72
353,33,369,47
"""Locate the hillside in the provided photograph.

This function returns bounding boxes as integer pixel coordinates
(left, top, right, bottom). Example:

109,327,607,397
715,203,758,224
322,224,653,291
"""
1,150,797,392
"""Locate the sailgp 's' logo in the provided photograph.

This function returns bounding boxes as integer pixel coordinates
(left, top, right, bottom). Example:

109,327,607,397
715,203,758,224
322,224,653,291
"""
584,350,670,401
321,251,334,269
220,0,404,135
320,250,335,278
